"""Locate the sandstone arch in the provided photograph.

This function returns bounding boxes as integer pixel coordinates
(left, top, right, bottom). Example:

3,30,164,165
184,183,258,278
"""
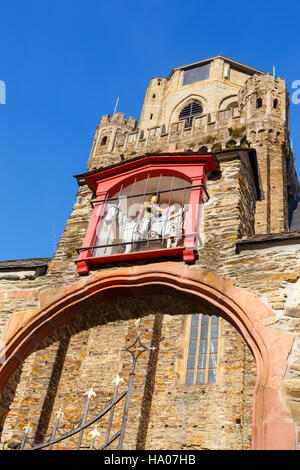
0,262,295,450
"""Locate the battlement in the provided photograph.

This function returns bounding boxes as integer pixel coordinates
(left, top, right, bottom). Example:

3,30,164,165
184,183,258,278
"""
88,106,247,171
88,98,289,171
88,63,291,172
113,107,247,156
99,112,137,129
238,73,288,123
240,73,286,96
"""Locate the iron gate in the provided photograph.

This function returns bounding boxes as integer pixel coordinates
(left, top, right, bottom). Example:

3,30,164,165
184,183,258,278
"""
2,332,152,450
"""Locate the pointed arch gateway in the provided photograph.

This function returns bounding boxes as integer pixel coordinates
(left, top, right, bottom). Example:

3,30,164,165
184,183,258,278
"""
0,262,295,450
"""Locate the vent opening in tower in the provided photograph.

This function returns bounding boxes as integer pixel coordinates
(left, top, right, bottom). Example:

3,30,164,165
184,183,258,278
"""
179,101,203,128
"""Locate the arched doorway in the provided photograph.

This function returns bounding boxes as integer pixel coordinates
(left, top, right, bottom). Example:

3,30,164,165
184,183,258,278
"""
0,263,295,450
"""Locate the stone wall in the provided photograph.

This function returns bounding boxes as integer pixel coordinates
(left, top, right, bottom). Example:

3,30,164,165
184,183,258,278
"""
0,297,256,451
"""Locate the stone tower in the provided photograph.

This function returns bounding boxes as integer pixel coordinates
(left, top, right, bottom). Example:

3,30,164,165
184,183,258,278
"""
86,56,300,236
239,73,291,233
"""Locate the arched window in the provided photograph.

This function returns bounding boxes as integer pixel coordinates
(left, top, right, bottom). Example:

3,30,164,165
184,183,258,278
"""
185,314,220,385
256,98,263,109
273,98,278,109
100,136,108,146
179,101,203,128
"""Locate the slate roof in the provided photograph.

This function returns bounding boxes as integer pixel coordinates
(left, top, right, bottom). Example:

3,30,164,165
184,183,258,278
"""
0,258,51,270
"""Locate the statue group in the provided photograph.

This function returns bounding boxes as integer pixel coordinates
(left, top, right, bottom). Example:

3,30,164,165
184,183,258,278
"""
93,194,185,256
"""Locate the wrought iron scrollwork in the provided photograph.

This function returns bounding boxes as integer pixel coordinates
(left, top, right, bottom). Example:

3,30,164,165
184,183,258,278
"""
2,332,151,451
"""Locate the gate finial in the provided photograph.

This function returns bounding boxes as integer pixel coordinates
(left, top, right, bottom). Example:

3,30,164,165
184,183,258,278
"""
85,387,96,398
23,424,32,434
55,408,64,419
90,427,100,439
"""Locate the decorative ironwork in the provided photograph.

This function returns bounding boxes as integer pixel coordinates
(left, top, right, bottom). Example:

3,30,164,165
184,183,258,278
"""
2,333,151,451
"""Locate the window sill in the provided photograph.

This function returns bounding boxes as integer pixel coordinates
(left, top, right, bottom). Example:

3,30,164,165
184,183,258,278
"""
75,246,195,274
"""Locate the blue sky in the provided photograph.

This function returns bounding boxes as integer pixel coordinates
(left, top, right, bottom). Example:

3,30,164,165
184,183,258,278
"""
1,0,300,260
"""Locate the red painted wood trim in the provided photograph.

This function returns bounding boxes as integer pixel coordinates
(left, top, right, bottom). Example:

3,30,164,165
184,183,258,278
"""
75,247,185,271
87,154,217,191
76,154,218,274
183,249,195,262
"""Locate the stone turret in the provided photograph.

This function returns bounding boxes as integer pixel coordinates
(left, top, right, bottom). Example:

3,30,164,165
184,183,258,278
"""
238,73,291,233
138,77,167,131
87,112,137,171
239,73,288,123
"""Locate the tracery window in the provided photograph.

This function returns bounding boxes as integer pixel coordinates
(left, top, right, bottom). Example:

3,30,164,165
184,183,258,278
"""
179,101,203,128
185,314,220,385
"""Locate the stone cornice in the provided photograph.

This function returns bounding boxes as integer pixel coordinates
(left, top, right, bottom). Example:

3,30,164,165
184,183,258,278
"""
236,231,300,252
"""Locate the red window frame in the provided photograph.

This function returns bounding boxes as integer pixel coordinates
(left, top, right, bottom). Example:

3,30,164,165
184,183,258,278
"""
75,153,217,274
